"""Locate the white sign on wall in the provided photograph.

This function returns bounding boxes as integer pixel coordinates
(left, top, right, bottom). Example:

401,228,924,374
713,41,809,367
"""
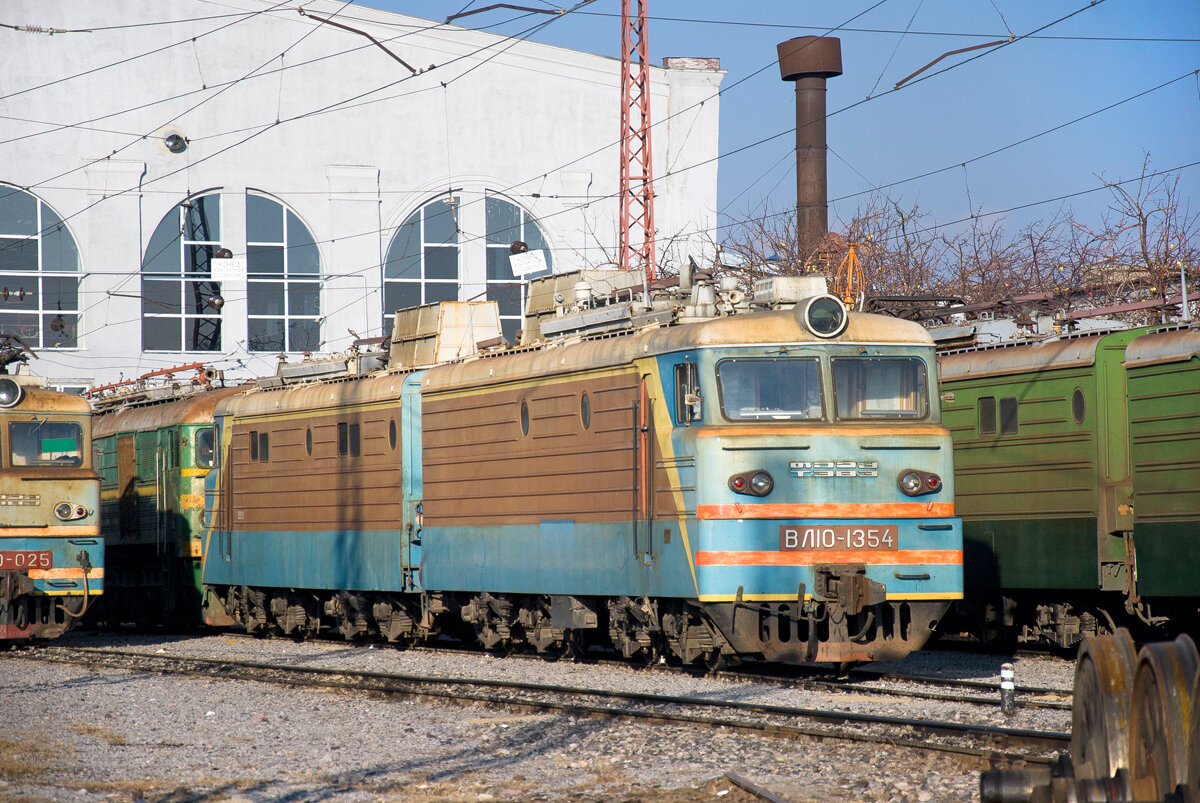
211,256,247,283
508,249,549,277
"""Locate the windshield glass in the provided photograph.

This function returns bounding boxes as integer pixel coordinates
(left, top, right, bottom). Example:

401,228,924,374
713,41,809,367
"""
832,358,929,420
717,358,823,421
9,420,84,466
195,427,215,468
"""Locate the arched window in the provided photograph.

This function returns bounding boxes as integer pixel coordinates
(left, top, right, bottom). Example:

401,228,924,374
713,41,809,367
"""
0,185,81,349
246,193,321,352
381,195,460,334
141,192,222,352
485,194,552,344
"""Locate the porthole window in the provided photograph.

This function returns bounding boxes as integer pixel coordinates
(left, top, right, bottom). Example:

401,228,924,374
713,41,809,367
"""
520,400,530,436
1072,388,1086,425
389,419,397,450
580,393,591,430
305,427,312,456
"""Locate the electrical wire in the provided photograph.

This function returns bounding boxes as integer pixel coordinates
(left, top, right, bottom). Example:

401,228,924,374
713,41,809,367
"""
3,0,1186,349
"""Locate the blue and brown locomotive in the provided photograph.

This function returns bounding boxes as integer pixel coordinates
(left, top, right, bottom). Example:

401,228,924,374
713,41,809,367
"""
200,271,963,665
0,374,102,640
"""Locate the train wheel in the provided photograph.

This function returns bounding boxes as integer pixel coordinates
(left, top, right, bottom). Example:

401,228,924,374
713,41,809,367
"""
1072,629,1137,780
1129,634,1198,800
1188,672,1200,803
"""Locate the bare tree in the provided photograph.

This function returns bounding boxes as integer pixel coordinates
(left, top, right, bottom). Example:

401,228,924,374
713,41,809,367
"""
1096,155,1200,317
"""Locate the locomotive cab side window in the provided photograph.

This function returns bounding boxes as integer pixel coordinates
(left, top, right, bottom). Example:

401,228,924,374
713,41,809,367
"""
832,357,928,420
195,427,215,468
716,358,822,421
9,420,83,466
674,362,702,424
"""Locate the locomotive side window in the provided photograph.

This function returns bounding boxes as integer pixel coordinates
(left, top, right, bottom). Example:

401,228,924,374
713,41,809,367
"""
520,401,530,435
580,394,591,430
248,431,269,462
8,420,83,466
1072,388,1086,424
999,397,1018,435
674,363,702,424
389,419,397,449
979,397,997,435
305,427,313,456
195,427,215,468
832,358,928,420
716,358,822,421
338,422,360,457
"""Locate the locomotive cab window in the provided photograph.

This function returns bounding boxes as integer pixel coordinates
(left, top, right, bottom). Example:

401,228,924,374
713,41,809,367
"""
832,358,928,420
674,362,702,424
716,358,822,421
195,427,215,468
9,420,83,466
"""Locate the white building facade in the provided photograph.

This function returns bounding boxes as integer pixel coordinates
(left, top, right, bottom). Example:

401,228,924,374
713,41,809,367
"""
0,0,723,388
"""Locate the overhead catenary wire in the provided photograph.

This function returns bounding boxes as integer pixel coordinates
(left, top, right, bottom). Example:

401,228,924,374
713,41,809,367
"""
0,0,1180,352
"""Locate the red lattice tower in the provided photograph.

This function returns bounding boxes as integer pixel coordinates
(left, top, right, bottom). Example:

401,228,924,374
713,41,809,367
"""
618,0,656,281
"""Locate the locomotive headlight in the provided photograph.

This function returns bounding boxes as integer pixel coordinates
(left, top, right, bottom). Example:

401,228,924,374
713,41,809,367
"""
898,469,941,497
729,470,774,497
54,501,88,521
898,471,924,496
799,295,849,338
0,377,23,408
750,472,774,495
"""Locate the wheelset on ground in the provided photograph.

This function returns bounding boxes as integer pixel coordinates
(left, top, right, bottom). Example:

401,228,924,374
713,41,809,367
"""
982,629,1200,803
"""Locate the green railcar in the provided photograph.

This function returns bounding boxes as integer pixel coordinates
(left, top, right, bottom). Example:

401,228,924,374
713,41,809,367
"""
937,323,1199,648
92,386,242,626
1124,326,1200,601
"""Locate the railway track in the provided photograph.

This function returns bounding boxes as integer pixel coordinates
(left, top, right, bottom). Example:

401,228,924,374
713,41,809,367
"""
17,644,1068,766
390,638,1073,712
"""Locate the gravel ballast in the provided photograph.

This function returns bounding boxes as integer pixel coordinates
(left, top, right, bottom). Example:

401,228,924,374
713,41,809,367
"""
1,632,1076,802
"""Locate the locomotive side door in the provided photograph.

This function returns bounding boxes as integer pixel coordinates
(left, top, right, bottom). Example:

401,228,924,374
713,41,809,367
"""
116,434,137,545
633,374,655,563
400,372,425,591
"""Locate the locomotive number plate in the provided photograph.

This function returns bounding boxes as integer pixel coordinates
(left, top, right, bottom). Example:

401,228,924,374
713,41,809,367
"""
779,525,898,551
0,550,53,570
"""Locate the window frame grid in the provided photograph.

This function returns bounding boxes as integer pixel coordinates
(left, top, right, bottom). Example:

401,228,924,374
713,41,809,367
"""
140,192,223,352
0,186,82,349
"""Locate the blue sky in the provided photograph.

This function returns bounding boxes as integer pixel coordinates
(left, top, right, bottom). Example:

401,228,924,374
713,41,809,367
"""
366,1,1198,241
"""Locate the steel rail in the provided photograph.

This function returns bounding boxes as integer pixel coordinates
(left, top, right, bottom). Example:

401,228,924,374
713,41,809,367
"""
15,646,1069,763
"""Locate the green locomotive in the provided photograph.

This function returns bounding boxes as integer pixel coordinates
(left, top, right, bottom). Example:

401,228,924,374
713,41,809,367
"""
91,381,242,626
938,322,1199,647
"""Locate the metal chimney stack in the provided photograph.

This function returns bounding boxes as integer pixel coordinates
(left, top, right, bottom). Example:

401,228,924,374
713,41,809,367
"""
777,36,843,248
